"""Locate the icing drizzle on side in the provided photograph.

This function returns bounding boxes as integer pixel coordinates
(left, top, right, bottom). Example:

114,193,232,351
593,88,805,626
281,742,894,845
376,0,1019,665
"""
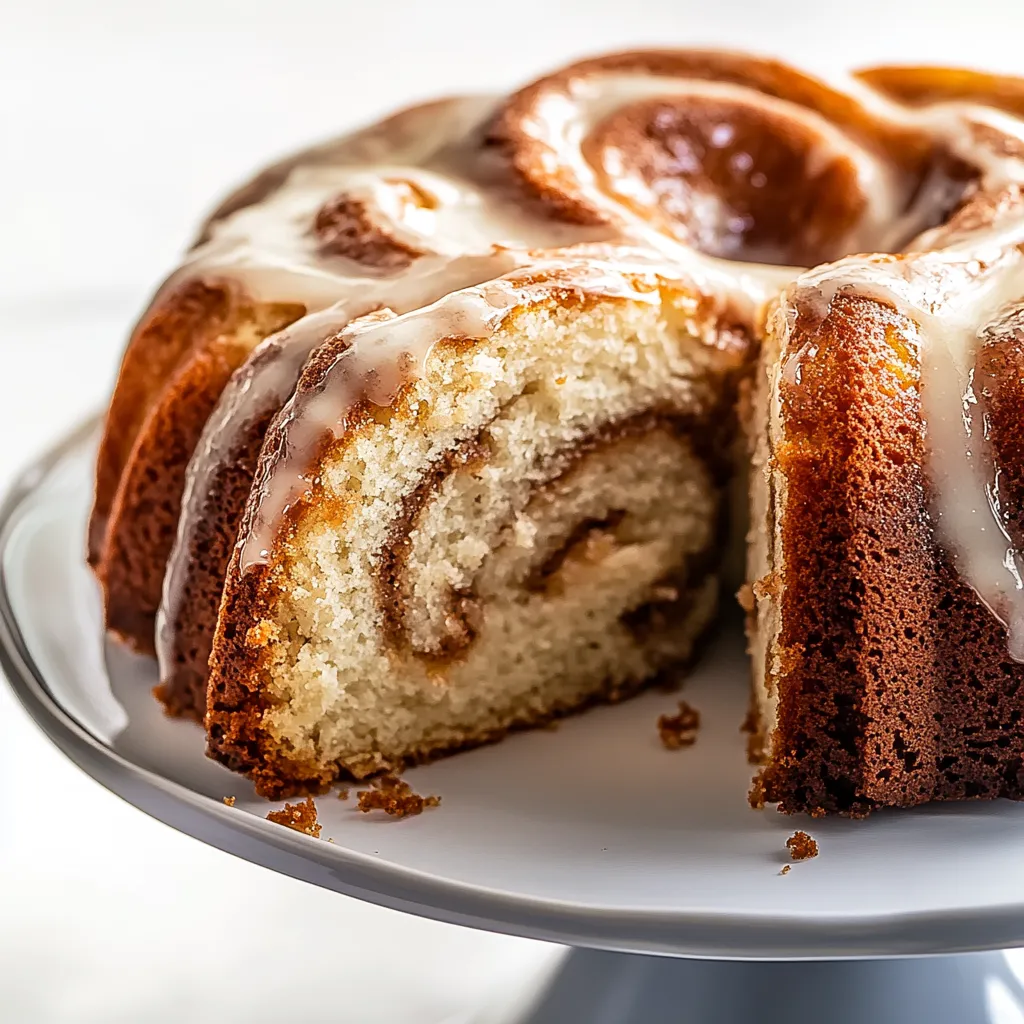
778,217,1024,660
236,250,697,573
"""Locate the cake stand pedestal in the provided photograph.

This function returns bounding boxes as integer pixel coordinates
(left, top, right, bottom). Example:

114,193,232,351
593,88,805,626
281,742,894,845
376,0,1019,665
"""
511,949,1021,1023
6,423,1024,1024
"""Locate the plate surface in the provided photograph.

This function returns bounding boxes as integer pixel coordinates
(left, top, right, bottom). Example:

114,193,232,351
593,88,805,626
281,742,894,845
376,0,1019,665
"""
6,423,1024,959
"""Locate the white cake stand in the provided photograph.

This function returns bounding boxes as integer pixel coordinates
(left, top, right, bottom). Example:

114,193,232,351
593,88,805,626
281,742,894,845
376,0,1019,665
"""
6,422,1024,1023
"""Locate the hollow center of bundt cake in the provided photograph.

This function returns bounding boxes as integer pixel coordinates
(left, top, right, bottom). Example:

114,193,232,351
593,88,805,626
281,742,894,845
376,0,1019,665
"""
586,96,974,267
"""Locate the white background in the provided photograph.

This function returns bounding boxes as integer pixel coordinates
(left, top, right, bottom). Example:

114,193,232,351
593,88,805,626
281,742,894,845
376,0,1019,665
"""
3,1,1024,1019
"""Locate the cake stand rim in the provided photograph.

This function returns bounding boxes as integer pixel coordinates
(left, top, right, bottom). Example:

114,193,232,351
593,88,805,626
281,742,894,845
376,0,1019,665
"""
4,419,1024,962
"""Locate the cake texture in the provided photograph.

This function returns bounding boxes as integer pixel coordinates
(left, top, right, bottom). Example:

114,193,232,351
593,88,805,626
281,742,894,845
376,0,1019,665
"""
205,254,745,793
89,50,1024,809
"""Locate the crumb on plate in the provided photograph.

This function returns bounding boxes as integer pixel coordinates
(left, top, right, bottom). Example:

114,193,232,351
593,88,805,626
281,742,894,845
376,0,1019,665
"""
786,830,818,861
267,797,322,838
356,774,440,819
658,700,700,750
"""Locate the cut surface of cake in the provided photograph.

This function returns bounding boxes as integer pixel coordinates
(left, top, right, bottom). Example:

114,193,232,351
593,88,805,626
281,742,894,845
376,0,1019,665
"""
89,49,1024,810
203,254,746,794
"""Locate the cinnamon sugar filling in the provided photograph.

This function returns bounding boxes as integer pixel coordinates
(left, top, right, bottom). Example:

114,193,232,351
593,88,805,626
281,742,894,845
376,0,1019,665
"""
372,408,727,668
314,191,428,270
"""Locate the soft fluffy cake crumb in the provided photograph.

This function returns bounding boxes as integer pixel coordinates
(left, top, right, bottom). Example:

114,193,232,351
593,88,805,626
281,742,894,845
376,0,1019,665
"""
786,830,818,860
357,775,441,818
267,797,322,837
658,700,700,749
210,298,725,795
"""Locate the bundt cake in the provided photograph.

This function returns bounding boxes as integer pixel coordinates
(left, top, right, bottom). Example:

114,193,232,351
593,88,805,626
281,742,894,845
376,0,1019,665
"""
90,50,1024,810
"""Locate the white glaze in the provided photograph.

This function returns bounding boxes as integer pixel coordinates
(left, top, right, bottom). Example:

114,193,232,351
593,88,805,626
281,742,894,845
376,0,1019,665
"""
236,250,677,573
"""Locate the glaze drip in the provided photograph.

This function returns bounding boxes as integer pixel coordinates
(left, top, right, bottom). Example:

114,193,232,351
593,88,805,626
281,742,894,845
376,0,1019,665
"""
779,213,1024,660
237,251,681,572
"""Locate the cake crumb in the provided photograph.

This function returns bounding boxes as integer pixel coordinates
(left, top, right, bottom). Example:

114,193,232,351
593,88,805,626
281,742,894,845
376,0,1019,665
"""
748,773,766,810
736,582,755,613
267,797,322,838
786,830,818,861
752,570,781,602
357,774,441,819
337,788,350,801
780,864,791,876
741,707,767,764
658,700,700,750
245,619,279,648
222,796,236,807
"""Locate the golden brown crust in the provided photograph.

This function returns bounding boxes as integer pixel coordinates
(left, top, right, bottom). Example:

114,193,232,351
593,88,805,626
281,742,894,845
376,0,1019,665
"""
100,335,258,652
976,314,1024,553
856,65,1024,117
93,293,302,653
154,400,281,717
90,282,236,567
763,293,1024,815
585,97,867,265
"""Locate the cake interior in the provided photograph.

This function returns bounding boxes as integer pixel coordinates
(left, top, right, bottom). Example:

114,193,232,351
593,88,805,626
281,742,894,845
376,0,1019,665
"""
745,318,783,765
213,289,741,782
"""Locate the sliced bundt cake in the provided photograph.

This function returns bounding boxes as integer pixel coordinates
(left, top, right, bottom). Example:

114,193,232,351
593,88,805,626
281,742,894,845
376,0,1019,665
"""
90,49,1024,813
204,254,749,794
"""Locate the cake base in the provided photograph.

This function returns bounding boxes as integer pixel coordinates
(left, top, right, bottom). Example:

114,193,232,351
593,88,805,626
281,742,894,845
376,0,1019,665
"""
511,948,1023,1024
